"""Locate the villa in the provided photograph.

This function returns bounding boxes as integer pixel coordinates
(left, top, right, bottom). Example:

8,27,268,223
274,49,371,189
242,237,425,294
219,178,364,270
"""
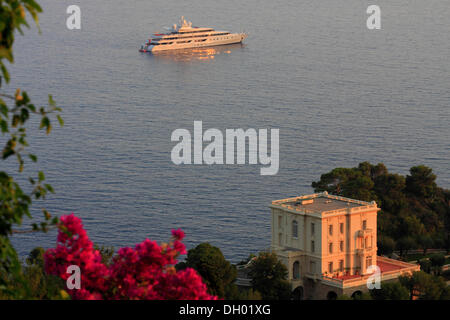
269,192,420,299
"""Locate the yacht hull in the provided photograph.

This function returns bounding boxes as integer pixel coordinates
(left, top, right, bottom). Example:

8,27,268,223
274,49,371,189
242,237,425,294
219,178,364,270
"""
144,33,247,53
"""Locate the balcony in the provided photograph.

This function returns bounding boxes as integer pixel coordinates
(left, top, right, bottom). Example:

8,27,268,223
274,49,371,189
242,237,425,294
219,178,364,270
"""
357,228,373,237
355,246,375,255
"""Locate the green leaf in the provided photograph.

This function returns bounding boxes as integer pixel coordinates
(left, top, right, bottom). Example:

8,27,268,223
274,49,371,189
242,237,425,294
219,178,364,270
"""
56,114,64,126
27,104,36,113
3,147,15,159
1,60,10,83
0,102,8,117
43,209,51,220
12,115,20,127
0,119,8,133
38,171,45,182
0,47,14,63
48,95,56,107
26,7,41,33
39,116,51,134
17,154,24,172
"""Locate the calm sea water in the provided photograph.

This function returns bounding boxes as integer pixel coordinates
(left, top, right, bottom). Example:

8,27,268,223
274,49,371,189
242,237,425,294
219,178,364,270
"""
7,0,450,262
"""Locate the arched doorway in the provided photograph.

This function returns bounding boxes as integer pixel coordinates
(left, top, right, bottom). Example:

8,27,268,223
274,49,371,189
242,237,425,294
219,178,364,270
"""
292,286,304,300
326,291,337,300
351,290,363,300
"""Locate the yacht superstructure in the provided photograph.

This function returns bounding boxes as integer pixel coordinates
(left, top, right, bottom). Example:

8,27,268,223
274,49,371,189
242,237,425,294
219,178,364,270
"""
139,17,247,53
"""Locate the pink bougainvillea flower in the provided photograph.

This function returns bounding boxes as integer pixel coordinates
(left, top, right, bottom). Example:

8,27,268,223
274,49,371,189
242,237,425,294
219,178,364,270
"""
44,214,216,300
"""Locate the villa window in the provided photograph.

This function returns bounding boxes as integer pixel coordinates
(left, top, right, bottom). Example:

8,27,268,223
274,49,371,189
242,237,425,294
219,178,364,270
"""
310,261,315,273
339,260,344,272
292,220,298,238
329,224,333,236
340,223,344,234
311,223,315,235
328,262,333,274
293,261,300,279
311,240,315,253
329,242,333,254
363,220,367,230
340,240,344,252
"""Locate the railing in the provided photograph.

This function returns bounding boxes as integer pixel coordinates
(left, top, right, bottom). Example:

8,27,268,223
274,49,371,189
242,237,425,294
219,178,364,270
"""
320,275,345,287
357,229,373,237
276,203,317,215
304,272,321,281
271,192,378,215
271,192,375,206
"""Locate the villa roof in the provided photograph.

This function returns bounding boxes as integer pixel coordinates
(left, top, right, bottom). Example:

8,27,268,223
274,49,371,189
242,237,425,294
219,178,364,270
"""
271,192,378,215
285,196,363,211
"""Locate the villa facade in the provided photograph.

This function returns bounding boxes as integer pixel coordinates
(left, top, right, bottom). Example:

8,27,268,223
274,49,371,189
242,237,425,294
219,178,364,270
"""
270,192,420,299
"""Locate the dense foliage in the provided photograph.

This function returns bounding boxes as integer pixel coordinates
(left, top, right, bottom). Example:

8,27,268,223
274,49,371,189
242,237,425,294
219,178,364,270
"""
44,214,216,300
182,242,237,298
312,162,450,255
0,247,67,299
370,281,410,300
247,252,291,300
398,271,450,300
1,0,63,298
337,271,449,300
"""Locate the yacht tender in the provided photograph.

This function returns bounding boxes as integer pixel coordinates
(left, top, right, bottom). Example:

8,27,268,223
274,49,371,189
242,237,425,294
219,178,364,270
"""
139,17,247,53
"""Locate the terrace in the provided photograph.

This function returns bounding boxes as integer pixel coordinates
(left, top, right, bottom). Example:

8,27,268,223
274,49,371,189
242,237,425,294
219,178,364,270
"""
319,256,420,289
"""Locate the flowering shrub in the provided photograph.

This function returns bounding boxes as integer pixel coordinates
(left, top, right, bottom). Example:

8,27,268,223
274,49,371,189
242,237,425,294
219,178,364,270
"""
44,214,216,300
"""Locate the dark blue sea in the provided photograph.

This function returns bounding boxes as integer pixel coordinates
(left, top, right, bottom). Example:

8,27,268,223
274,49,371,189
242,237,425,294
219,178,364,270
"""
6,0,450,262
